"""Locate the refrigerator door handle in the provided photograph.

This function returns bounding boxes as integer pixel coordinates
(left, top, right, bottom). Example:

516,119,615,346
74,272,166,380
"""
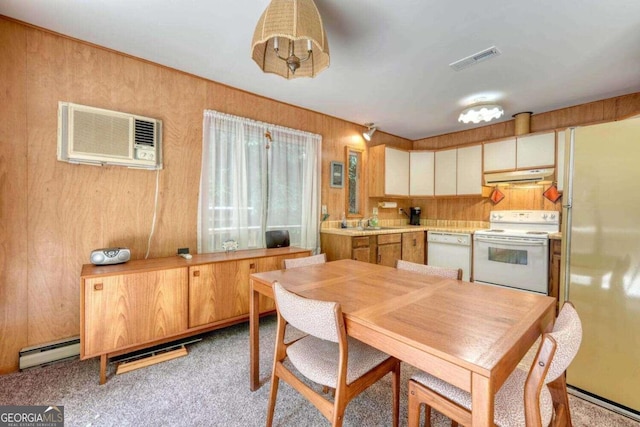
562,127,576,302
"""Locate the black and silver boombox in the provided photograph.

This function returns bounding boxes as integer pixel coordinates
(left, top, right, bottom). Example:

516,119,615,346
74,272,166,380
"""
90,247,131,265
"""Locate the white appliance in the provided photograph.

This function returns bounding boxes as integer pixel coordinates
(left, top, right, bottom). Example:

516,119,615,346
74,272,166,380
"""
57,102,163,169
473,210,559,294
427,231,471,281
561,118,640,420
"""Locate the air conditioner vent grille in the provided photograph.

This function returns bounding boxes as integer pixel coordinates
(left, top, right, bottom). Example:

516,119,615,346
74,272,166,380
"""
73,110,130,157
450,46,502,71
135,119,156,147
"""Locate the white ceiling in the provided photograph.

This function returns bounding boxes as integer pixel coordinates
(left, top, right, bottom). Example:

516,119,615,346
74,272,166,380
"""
1,0,639,140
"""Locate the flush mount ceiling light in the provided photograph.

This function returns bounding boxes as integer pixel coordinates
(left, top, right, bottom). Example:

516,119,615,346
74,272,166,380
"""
458,104,504,124
362,123,377,141
251,0,330,79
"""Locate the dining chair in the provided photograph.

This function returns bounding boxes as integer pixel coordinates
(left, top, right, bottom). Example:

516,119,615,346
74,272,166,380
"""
266,281,401,427
396,260,462,280
407,301,582,427
283,253,327,269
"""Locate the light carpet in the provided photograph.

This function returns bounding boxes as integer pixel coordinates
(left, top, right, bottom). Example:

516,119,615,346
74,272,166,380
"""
0,316,638,426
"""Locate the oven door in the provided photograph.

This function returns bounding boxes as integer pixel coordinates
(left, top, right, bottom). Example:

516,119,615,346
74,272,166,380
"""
473,235,549,294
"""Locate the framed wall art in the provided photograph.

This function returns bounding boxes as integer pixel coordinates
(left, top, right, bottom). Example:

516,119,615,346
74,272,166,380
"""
330,161,344,188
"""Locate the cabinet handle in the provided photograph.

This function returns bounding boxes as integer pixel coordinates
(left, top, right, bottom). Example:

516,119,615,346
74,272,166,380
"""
413,238,417,246
193,270,200,277
94,283,103,291
250,263,256,269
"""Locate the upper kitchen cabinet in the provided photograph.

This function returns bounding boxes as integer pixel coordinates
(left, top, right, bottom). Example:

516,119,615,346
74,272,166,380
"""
435,145,482,196
409,150,435,196
483,131,556,172
434,148,457,196
516,131,555,169
456,145,483,195
483,138,516,172
368,145,409,197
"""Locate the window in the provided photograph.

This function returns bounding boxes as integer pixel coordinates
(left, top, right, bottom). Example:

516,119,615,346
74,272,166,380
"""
198,110,321,253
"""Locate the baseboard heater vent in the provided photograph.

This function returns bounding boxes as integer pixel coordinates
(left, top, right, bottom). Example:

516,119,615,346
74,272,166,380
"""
19,336,80,370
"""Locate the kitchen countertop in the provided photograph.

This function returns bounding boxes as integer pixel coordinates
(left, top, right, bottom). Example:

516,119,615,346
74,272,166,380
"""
549,232,562,240
321,224,486,236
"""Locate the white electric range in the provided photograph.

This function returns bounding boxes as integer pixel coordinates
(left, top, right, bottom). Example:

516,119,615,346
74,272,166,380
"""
473,210,559,294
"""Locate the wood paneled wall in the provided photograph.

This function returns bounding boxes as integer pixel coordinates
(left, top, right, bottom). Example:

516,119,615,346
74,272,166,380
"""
0,17,412,373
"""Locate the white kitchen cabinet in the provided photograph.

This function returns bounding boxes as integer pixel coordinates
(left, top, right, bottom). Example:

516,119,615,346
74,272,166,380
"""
409,150,434,196
456,145,483,195
516,131,555,169
556,130,566,191
434,148,457,196
368,145,409,197
483,138,516,172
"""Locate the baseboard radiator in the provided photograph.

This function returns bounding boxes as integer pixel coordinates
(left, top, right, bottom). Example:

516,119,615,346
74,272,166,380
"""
19,336,80,370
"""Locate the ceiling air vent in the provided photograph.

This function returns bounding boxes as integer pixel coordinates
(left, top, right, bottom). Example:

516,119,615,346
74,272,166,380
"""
449,46,501,71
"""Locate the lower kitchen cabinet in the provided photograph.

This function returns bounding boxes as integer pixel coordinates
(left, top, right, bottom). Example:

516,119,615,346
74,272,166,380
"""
80,247,311,381
402,231,426,264
322,231,425,267
377,233,402,266
549,239,561,313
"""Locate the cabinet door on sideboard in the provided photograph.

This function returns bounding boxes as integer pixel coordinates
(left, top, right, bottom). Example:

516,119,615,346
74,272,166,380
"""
188,259,254,328
83,268,188,358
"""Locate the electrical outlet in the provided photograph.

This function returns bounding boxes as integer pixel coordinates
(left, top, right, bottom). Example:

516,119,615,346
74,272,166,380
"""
321,205,327,215
372,207,378,216
398,208,403,215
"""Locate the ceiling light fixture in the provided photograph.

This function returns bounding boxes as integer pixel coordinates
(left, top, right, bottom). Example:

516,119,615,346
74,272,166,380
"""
362,123,377,141
458,104,504,124
251,0,330,79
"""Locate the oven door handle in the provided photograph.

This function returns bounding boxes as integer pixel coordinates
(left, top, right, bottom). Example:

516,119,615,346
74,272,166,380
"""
474,236,547,246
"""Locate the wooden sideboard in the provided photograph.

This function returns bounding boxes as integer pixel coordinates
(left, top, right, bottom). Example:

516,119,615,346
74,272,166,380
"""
80,247,311,383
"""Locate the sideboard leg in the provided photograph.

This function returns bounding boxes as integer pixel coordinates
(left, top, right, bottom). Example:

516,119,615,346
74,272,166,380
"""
99,354,107,385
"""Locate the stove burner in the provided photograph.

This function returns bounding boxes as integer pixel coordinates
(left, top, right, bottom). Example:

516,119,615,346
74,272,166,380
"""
486,229,505,233
526,231,549,235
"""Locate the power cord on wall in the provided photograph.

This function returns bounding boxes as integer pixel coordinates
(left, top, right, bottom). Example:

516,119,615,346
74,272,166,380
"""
145,168,161,259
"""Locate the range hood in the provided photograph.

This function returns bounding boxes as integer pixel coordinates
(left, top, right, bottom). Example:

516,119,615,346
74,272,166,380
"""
484,168,554,186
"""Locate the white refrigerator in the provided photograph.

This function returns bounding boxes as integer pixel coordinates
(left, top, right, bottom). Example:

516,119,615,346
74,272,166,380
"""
560,117,640,420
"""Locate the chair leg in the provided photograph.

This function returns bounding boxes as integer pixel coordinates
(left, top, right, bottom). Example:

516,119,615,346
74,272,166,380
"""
332,388,347,427
266,370,280,427
392,361,400,427
547,374,573,427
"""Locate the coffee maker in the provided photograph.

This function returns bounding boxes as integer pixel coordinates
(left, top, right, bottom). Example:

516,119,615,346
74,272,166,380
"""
409,207,421,225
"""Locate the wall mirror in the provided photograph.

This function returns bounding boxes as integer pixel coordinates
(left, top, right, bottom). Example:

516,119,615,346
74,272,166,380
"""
346,147,364,218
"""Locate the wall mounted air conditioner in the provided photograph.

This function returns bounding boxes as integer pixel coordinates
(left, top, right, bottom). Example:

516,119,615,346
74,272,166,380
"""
57,102,162,170
484,168,554,186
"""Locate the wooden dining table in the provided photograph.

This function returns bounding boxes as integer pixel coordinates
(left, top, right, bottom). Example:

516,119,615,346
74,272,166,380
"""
249,259,556,426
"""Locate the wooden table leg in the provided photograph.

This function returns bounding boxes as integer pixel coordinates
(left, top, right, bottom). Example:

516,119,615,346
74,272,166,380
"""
250,280,260,391
471,373,493,426
99,354,107,385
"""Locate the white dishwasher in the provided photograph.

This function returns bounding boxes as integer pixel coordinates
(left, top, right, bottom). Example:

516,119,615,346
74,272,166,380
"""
427,231,472,282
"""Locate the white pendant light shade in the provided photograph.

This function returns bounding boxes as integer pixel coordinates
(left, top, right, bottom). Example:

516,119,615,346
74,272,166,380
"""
251,0,330,79
458,104,504,124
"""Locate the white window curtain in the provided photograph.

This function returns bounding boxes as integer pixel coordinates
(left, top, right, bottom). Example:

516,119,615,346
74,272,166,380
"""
198,110,321,254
